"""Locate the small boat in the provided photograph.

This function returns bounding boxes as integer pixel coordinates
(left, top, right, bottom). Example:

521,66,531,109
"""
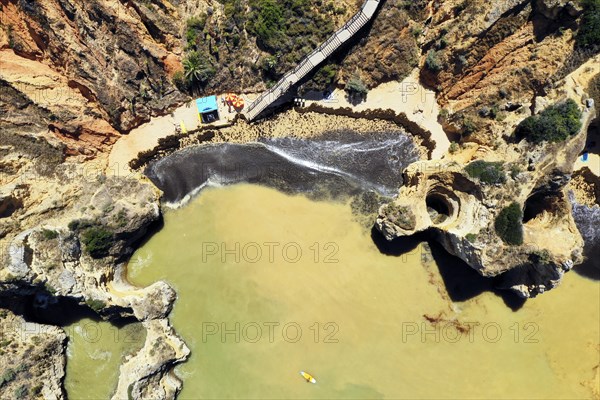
299,371,317,384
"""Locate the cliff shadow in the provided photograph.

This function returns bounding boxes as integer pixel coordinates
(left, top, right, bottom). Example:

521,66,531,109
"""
0,293,101,327
1,290,141,330
574,243,600,280
370,226,425,256
370,227,526,311
428,240,526,311
23,295,101,326
582,121,599,156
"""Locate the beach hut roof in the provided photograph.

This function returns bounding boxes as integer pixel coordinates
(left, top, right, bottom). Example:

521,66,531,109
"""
196,95,219,114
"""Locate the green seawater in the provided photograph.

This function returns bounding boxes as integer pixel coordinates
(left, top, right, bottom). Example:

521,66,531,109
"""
67,183,600,399
64,319,145,399
128,184,600,399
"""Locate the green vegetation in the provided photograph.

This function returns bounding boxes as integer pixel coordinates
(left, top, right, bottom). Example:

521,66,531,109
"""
494,202,524,246
182,51,216,93
248,0,285,50
425,50,442,72
177,0,339,94
465,233,478,243
86,299,107,312
115,209,128,228
81,227,113,258
509,164,522,179
179,3,242,93
345,72,369,100
15,385,28,399
128,383,134,400
465,160,506,184
461,116,477,136
515,99,582,143
186,15,208,43
0,368,16,388
530,249,552,265
6,24,14,49
478,104,500,119
301,63,339,93
41,228,58,240
68,219,91,231
248,0,335,75
576,0,600,49
449,142,459,154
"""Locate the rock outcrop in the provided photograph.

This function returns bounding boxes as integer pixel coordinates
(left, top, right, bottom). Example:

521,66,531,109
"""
0,0,189,157
377,98,595,297
0,130,189,398
419,0,585,112
0,305,66,399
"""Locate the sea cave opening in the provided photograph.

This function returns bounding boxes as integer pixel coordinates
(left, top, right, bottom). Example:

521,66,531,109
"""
426,193,452,224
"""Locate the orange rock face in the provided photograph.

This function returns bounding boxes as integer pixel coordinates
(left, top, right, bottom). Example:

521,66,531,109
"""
0,0,188,157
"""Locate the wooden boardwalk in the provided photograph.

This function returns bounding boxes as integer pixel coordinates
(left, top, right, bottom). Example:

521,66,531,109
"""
243,0,381,121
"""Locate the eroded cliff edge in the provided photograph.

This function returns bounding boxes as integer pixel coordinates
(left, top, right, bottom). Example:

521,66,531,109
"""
0,134,189,398
1,0,599,398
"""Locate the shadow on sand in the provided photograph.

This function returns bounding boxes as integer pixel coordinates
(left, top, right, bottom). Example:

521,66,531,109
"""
371,227,526,311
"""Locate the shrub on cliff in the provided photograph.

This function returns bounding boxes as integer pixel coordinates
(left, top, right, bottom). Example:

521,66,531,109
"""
465,161,506,184
301,63,339,93
495,202,524,245
85,299,106,312
15,385,28,399
248,0,285,50
345,73,369,99
425,50,442,72
0,368,16,387
41,229,58,240
186,15,207,46
81,227,113,258
576,0,600,49
515,99,582,143
247,0,334,75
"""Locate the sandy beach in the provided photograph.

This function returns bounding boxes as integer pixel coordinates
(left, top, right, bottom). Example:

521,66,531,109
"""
304,69,450,159
108,73,446,176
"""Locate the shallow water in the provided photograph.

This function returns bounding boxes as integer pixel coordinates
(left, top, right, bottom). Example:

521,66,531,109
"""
126,184,599,399
64,319,145,399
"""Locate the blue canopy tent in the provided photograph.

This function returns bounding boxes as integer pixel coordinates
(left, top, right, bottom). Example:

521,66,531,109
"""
196,95,220,123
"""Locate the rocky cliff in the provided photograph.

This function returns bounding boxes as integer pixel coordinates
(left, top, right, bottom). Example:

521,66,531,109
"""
0,303,66,399
1,0,599,398
1,0,190,157
0,128,189,398
377,97,594,297
375,0,599,297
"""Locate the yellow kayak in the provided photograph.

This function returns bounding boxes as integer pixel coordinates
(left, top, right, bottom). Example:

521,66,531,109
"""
299,371,317,384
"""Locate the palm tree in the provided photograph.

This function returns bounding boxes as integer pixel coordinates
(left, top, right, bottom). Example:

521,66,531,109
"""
183,51,215,93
